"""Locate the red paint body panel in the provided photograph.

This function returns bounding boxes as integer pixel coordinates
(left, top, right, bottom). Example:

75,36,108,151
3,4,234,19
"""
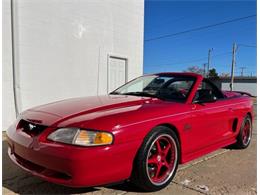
7,72,253,187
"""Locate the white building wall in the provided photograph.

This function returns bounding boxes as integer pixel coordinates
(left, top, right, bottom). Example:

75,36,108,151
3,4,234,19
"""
222,83,257,96
3,0,17,130
3,0,144,130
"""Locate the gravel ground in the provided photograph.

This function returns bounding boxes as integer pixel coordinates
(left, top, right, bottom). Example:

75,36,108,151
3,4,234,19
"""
2,104,257,195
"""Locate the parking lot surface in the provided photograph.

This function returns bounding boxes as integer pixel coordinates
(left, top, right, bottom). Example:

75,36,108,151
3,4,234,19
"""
2,105,257,195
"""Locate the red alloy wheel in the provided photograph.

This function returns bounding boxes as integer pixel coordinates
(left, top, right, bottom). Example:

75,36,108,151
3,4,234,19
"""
242,119,251,146
146,134,177,185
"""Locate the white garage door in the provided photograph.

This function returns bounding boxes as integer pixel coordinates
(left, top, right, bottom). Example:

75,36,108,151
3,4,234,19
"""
108,56,127,93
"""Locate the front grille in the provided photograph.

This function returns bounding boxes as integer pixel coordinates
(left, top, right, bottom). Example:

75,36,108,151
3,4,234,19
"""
17,119,47,136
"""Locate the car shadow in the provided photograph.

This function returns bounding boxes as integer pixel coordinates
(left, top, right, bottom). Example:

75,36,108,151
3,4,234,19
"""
2,139,142,194
106,182,147,193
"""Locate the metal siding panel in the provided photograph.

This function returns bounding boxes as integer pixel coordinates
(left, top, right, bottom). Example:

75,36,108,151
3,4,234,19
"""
3,0,144,130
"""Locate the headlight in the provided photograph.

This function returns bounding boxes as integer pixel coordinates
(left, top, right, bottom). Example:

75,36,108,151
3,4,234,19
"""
47,128,113,146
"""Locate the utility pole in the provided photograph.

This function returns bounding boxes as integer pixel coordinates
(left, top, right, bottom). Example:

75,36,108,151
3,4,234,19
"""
207,48,213,77
203,63,207,77
230,43,237,91
239,67,246,77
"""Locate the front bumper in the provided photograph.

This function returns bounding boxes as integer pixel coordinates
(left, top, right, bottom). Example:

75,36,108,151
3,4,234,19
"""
6,124,141,187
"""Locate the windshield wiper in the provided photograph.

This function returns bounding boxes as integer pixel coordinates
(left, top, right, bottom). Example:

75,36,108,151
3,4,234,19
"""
109,91,120,95
121,92,162,99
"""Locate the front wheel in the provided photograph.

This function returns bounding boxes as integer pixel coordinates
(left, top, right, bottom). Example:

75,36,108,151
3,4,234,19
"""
131,126,180,192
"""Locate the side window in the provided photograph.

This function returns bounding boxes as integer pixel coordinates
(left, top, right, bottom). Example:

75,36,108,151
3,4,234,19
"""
194,79,224,102
167,80,194,97
143,78,168,92
159,79,195,101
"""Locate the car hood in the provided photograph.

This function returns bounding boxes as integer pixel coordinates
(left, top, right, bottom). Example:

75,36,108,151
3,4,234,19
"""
22,95,156,126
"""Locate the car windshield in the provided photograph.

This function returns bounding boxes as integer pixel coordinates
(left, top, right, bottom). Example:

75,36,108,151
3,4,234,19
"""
110,74,196,102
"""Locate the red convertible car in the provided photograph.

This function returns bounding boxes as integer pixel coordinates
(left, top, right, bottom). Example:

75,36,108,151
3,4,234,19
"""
7,72,253,191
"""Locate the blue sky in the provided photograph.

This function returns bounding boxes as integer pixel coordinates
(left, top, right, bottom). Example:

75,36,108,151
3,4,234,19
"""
143,0,256,76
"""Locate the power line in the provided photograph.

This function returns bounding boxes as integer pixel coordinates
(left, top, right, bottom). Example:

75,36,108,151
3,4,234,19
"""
149,57,208,67
148,51,232,67
212,51,232,58
145,5,225,31
146,25,255,51
237,44,257,48
145,14,256,42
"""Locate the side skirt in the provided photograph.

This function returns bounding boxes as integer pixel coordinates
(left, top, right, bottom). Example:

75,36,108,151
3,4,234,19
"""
180,138,237,164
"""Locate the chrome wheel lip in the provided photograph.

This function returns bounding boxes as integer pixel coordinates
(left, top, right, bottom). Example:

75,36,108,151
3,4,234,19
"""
242,118,252,146
146,134,178,186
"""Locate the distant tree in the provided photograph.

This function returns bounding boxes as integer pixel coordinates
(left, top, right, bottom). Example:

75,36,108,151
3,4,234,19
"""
208,68,219,78
184,66,204,75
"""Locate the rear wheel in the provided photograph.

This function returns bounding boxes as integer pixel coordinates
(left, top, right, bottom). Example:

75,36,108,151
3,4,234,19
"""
234,115,252,149
131,126,180,191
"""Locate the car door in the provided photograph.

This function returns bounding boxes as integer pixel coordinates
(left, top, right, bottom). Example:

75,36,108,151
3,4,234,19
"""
186,79,231,153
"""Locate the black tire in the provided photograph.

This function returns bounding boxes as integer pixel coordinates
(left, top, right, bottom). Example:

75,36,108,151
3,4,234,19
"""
130,126,180,192
234,115,252,149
